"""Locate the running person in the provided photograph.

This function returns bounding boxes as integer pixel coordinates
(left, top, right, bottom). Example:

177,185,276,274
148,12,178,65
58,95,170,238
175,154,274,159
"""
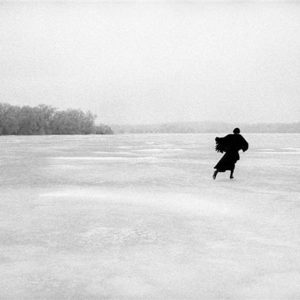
213,128,248,179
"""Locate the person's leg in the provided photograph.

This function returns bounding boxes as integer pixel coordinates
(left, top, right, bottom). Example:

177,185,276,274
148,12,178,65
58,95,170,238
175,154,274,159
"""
213,170,218,179
230,166,235,179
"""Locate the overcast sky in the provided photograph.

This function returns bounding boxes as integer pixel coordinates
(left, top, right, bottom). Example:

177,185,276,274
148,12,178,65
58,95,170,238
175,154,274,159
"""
0,1,299,124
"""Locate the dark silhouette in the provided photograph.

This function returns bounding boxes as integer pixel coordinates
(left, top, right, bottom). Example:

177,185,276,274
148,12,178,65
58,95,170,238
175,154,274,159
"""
213,128,248,180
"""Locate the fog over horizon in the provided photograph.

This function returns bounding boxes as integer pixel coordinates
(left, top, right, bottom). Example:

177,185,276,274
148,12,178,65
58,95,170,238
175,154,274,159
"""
1,1,299,125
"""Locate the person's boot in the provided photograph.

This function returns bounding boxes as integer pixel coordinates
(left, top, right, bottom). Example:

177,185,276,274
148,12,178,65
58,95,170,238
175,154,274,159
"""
213,170,218,180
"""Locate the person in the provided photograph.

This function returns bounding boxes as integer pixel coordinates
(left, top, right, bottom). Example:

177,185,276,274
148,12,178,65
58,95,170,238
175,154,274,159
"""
213,128,248,180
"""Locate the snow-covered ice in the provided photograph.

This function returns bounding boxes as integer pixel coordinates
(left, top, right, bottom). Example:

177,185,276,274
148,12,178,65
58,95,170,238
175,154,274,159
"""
0,134,299,299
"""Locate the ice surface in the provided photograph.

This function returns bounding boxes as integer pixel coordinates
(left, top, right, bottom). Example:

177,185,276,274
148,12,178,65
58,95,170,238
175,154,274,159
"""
0,134,299,299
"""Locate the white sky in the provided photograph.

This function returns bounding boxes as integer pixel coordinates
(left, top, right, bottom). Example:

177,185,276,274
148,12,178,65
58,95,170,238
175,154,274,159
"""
0,1,299,124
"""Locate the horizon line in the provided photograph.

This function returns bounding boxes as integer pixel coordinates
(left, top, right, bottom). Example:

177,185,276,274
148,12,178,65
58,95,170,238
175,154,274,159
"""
104,120,300,126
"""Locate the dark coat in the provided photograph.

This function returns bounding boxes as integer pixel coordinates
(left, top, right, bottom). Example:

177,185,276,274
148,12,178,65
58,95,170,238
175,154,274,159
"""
214,134,248,172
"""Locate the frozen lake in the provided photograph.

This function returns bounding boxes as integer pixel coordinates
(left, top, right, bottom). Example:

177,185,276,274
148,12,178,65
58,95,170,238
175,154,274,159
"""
0,133,299,299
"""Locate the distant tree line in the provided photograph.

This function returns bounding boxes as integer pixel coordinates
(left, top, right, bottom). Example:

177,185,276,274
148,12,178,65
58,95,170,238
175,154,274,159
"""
0,103,113,135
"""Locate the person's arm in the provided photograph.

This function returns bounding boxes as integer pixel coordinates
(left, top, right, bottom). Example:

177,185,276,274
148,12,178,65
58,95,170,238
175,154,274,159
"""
241,136,249,152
